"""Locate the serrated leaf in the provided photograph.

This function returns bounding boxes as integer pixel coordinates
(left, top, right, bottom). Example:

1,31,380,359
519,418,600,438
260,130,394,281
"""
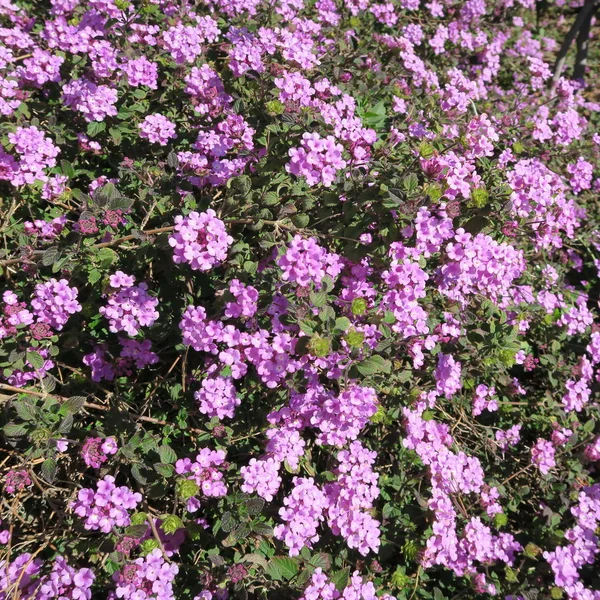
87,121,106,137
26,351,45,371
58,413,73,434
125,524,150,538
233,523,251,541
154,463,174,478
209,554,226,567
41,458,57,483
242,553,269,570
14,399,38,421
107,196,134,211
330,568,350,592
355,355,392,376
97,247,118,268
63,396,86,414
131,464,148,484
309,291,328,308
158,445,178,464
252,522,273,536
246,496,265,515
308,553,331,571
42,247,60,266
262,191,279,206
167,152,179,169
88,268,102,284
4,423,28,437
266,557,299,581
334,317,351,332
222,511,236,533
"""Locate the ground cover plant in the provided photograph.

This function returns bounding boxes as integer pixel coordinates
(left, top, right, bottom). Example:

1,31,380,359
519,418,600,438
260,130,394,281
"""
1,0,600,598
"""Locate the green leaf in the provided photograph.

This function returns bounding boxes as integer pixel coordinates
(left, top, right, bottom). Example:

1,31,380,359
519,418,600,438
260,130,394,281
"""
252,522,273,536
355,355,392,376
330,568,350,592
107,196,134,211
97,247,118,268
154,463,174,478
60,160,75,178
583,419,595,433
4,423,28,437
131,464,148,484
309,291,328,308
42,246,60,266
125,524,150,538
334,317,351,332
63,396,86,414
245,496,265,515
222,511,236,533
88,268,102,284
41,458,57,483
263,191,279,206
26,351,45,370
109,127,122,145
14,400,38,421
266,557,299,581
242,553,269,570
158,445,178,464
87,121,106,137
308,553,331,571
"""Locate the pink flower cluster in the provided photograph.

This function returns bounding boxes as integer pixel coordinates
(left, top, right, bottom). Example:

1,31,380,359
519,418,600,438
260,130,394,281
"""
169,210,233,271
31,279,82,331
277,235,343,288
110,549,179,600
175,448,228,512
80,437,118,469
194,376,241,420
139,113,177,146
286,132,347,187
99,272,159,336
543,484,600,600
71,475,142,533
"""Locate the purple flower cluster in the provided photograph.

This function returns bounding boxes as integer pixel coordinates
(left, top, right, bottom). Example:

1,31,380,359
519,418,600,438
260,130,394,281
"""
286,132,347,187
4,469,32,494
325,442,381,556
81,436,118,469
240,457,282,502
225,279,258,319
277,235,343,288
99,272,159,336
139,113,177,146
531,438,556,475
110,549,179,600
274,477,329,556
3,126,60,186
543,484,600,600
175,448,228,512
71,475,142,533
403,404,519,578
169,210,233,271
62,78,118,122
36,557,95,600
438,229,526,303
194,376,240,420
472,384,498,416
31,279,82,331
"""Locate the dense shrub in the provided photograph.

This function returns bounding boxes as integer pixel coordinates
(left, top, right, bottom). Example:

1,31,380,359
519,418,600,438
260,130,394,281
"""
0,0,599,599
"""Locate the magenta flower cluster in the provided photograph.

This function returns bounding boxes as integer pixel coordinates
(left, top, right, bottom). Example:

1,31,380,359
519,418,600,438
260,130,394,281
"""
169,210,233,272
